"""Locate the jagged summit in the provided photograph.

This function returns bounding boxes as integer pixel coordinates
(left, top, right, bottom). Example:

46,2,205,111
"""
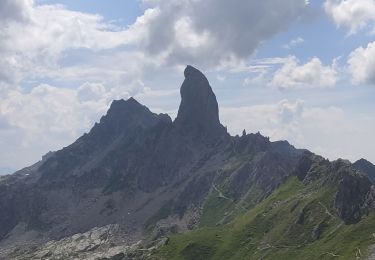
355,158,374,166
96,97,152,132
76,97,170,149
107,97,145,115
175,65,226,139
102,97,157,125
353,158,375,184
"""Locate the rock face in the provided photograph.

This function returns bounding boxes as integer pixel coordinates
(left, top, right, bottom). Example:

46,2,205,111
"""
0,65,374,258
353,158,375,184
335,171,372,224
3,225,158,260
293,154,375,224
174,65,227,140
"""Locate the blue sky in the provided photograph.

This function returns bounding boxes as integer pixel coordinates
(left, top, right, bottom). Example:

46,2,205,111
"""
38,0,142,25
0,0,374,174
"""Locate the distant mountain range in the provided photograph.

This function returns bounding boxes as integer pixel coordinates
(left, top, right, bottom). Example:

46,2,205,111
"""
1,66,375,259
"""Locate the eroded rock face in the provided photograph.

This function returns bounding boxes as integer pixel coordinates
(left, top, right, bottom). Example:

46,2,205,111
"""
334,171,372,224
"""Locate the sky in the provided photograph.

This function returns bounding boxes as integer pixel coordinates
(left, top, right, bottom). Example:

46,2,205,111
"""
0,0,374,174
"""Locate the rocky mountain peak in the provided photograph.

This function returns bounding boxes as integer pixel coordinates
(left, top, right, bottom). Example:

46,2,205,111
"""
69,97,169,152
98,97,156,128
353,158,375,184
175,65,226,139
354,158,375,168
106,97,145,117
183,64,205,78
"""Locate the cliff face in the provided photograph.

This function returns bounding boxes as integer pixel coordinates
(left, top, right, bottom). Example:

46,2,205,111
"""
174,65,227,141
0,66,374,259
353,158,375,184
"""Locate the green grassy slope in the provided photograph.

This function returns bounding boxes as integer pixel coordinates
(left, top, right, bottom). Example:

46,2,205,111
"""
150,177,375,260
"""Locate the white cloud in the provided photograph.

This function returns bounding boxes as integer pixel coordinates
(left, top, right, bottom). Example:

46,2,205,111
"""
0,0,311,87
137,0,309,68
0,0,33,23
324,0,375,34
0,0,137,86
269,56,338,89
283,37,305,49
174,17,211,49
0,83,121,169
221,100,306,144
77,82,107,103
348,41,375,85
221,100,375,163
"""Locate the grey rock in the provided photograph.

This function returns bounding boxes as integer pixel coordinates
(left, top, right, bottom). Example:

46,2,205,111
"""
334,169,372,224
353,158,375,184
174,65,227,141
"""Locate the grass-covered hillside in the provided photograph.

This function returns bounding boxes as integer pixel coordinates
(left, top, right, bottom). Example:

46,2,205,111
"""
150,176,375,259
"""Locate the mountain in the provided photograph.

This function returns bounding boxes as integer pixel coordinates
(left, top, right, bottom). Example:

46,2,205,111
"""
1,66,375,259
353,159,375,184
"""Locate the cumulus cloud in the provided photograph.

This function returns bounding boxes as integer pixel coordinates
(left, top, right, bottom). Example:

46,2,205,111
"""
324,0,375,34
221,100,375,163
348,41,375,85
221,100,306,144
0,0,136,86
269,56,338,89
0,0,311,87
0,82,119,169
137,0,309,67
77,82,107,103
0,0,32,23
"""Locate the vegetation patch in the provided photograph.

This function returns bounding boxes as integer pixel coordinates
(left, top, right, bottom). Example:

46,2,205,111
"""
180,242,215,260
152,177,375,260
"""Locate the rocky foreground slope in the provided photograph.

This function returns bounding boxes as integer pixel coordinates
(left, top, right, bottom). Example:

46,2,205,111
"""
1,66,375,259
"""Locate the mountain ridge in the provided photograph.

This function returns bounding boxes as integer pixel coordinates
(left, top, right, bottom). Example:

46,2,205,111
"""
1,65,374,259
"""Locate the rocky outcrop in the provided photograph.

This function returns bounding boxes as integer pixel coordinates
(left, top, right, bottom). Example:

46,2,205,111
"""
174,65,227,141
334,171,372,224
2,224,167,260
353,158,375,184
292,154,374,224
